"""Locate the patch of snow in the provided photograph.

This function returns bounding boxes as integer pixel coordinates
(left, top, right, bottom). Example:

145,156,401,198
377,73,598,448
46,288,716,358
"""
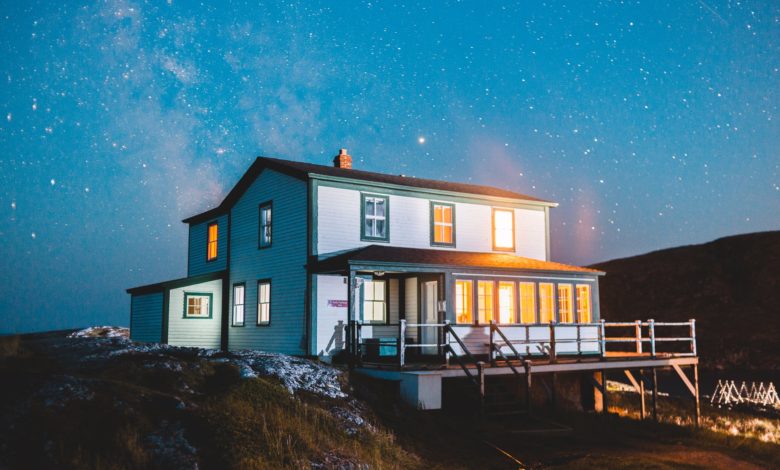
35,376,95,409
69,326,129,339
226,350,347,399
146,421,198,470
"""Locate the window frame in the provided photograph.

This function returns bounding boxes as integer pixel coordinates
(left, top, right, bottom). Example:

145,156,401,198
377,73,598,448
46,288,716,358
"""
430,201,456,247
232,283,246,326
518,281,536,324
360,193,390,242
491,207,515,252
557,283,574,323
476,280,495,325
182,292,214,319
257,279,271,326
258,201,272,249
538,283,556,324
576,284,592,323
360,278,389,325
454,279,473,324
206,221,219,262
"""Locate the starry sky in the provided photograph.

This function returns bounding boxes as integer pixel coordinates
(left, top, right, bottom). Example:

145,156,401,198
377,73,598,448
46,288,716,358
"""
1,1,779,333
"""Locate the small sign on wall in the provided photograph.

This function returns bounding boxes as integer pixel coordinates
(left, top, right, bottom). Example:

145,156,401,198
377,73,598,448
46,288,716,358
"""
327,300,348,308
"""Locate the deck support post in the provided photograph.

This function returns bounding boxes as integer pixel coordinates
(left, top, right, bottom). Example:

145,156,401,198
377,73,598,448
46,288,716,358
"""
399,319,406,368
601,369,608,415
477,361,485,408
693,364,701,429
523,360,532,415
551,372,557,411
651,368,658,422
444,320,451,368
489,321,496,366
639,369,646,420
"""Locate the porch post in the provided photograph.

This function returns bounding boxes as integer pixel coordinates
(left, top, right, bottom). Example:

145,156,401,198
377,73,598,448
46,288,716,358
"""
399,319,406,368
652,367,658,422
347,269,357,358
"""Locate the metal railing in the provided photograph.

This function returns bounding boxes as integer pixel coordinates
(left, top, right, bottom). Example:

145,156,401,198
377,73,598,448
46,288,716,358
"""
349,318,698,368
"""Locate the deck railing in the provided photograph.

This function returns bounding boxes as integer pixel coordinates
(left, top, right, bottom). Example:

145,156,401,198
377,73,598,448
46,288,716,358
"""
349,318,697,368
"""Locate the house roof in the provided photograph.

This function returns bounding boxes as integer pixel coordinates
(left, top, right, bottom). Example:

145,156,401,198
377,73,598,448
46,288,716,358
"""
311,245,604,275
126,271,225,295
182,156,555,224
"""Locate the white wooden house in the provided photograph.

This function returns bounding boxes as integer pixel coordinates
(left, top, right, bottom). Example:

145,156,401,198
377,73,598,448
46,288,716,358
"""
128,150,700,417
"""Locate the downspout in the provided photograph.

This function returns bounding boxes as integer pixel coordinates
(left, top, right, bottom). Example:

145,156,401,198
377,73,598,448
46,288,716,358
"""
221,212,231,351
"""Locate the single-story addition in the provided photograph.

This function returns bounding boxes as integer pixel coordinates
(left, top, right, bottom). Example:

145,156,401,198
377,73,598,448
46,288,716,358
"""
128,149,701,421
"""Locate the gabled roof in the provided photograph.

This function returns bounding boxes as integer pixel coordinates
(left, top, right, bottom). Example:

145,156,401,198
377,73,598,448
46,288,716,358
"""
312,245,604,275
126,271,225,295
182,156,555,224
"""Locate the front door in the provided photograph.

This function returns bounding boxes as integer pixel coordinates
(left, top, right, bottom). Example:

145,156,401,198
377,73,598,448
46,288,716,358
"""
421,279,439,355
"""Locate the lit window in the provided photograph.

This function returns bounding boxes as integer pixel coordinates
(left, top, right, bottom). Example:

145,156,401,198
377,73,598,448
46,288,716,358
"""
557,284,573,323
497,281,516,323
539,283,555,323
184,293,212,318
362,194,389,241
258,281,271,325
455,280,473,324
233,284,245,326
576,284,592,323
492,208,515,251
362,279,386,323
431,202,455,246
477,280,494,324
519,282,536,324
207,222,218,261
259,202,272,248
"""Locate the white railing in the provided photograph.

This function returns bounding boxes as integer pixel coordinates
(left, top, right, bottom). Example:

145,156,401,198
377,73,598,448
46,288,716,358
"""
349,318,698,368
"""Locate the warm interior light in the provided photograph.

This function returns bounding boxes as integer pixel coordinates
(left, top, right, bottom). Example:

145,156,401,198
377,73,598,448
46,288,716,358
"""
493,209,514,249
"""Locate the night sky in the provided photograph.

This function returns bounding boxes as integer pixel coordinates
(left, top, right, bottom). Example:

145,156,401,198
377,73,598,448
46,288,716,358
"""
2,1,779,333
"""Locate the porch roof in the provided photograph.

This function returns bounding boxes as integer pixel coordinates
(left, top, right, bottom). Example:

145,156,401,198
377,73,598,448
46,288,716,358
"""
311,245,604,275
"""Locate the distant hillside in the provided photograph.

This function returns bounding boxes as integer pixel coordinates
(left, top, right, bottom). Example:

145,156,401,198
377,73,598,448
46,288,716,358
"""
592,231,780,372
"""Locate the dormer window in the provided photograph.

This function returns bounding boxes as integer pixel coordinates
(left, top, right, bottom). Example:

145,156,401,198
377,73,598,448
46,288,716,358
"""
492,208,515,251
207,222,218,261
361,194,389,241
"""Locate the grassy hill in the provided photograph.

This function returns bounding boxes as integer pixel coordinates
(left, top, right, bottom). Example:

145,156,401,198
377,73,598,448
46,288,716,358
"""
591,231,780,373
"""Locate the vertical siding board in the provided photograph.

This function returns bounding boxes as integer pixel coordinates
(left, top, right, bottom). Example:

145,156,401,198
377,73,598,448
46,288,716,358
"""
129,292,164,343
227,169,308,354
188,214,228,276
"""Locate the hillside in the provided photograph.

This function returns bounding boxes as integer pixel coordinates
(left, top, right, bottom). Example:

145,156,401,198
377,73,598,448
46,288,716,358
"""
592,231,780,373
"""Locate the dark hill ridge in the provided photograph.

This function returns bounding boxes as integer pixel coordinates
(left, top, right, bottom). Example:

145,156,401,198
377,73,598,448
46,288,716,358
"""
591,231,780,372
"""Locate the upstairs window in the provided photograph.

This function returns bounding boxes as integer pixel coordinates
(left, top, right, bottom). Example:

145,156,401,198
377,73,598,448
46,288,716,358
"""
257,280,271,325
233,284,245,326
184,293,212,319
492,208,515,251
431,202,455,246
259,201,272,248
362,279,387,323
557,284,574,323
576,284,592,323
207,222,218,261
455,279,473,324
361,194,389,241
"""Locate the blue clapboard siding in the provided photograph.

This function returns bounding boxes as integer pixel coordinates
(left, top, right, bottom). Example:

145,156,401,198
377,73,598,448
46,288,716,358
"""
130,292,163,343
228,169,308,354
187,214,228,276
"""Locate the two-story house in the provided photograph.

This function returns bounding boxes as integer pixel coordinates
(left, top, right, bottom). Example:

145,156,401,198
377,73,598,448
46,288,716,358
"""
127,149,604,359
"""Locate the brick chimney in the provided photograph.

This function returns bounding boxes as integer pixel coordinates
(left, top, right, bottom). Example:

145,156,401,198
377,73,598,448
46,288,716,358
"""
333,148,352,169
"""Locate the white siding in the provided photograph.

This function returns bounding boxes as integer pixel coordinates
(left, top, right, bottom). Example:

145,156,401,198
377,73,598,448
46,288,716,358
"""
167,279,222,349
404,277,418,339
316,185,547,260
315,275,348,358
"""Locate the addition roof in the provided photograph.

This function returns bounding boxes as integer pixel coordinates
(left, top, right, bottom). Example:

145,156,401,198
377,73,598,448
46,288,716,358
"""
311,245,604,275
182,156,555,224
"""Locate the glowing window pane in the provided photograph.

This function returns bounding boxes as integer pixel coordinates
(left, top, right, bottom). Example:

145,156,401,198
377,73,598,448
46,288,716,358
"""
477,281,494,324
432,203,454,245
539,283,555,323
576,284,592,323
233,284,245,325
207,222,219,261
493,209,514,250
362,280,386,323
519,282,536,324
258,282,271,324
557,284,573,323
498,281,516,323
455,280,473,324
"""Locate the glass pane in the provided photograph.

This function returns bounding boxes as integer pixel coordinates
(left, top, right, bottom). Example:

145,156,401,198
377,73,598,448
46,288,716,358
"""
498,282,515,323
365,218,374,237
259,304,269,323
539,283,553,323
520,282,536,323
494,210,514,248
442,206,452,223
478,281,494,324
374,280,385,301
375,198,385,217
434,205,442,222
455,280,473,324
375,219,385,237
443,225,452,243
366,198,375,216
